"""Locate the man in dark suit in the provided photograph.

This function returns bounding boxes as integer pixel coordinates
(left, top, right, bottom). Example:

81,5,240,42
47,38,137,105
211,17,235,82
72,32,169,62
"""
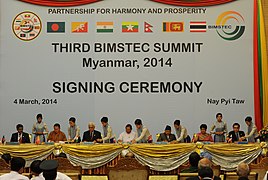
186,158,221,180
157,125,176,142
82,122,102,142
10,124,30,143
226,123,246,143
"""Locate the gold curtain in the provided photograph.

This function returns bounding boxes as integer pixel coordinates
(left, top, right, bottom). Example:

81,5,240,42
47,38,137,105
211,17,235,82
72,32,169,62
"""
129,144,196,158
61,144,123,158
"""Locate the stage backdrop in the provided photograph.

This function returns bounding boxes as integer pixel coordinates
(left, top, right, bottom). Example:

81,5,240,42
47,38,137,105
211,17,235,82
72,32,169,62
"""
0,0,254,141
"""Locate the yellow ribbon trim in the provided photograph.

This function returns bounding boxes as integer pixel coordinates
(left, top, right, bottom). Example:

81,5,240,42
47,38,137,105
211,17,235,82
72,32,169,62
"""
203,143,261,156
0,144,54,159
61,144,123,157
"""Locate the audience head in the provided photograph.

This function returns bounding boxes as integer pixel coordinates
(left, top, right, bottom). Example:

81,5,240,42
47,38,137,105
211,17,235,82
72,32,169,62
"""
1,153,11,164
69,117,76,127
53,123,61,133
245,116,252,126
216,113,223,122
164,125,172,135
16,124,24,134
134,119,142,129
200,124,208,134
125,124,132,134
30,160,42,176
233,123,240,133
198,167,214,179
101,117,108,127
173,120,181,129
237,162,250,178
189,152,201,167
10,157,26,174
40,160,58,180
88,122,95,132
36,114,43,123
198,158,212,169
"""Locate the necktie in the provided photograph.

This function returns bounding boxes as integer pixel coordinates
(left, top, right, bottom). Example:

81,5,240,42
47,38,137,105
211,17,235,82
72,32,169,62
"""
19,134,22,143
236,133,239,140
91,132,93,140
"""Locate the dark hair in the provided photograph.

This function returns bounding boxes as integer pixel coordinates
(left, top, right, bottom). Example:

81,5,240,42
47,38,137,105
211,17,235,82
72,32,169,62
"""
216,113,222,118
198,167,213,178
134,119,142,125
10,157,26,172
233,123,240,128
54,123,60,128
30,160,42,175
200,124,207,130
16,124,23,130
245,116,252,122
125,124,132,130
69,117,76,123
43,170,57,180
174,120,181,126
36,114,43,119
1,153,11,164
189,152,200,167
101,117,108,123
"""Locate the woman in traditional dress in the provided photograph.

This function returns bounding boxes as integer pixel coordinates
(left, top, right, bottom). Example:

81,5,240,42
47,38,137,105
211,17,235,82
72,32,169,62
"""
32,114,49,143
210,113,227,142
193,124,213,142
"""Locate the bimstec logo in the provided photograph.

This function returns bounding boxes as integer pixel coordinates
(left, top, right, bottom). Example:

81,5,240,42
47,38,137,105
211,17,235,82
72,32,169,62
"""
215,11,245,41
12,11,42,41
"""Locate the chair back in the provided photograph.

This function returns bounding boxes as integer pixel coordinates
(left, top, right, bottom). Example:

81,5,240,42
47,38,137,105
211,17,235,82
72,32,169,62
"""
107,158,149,180
249,157,268,180
54,157,82,180
0,158,10,175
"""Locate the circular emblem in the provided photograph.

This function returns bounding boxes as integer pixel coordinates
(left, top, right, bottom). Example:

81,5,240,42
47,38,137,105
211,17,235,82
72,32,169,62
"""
12,11,42,41
216,11,245,41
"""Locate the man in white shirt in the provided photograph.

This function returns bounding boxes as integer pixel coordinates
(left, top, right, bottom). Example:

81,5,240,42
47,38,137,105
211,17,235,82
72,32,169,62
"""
32,172,71,180
0,157,29,180
39,160,71,180
263,171,268,180
118,124,136,143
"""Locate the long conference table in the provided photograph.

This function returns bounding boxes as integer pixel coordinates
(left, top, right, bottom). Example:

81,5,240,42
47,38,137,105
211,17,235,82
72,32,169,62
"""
0,142,267,175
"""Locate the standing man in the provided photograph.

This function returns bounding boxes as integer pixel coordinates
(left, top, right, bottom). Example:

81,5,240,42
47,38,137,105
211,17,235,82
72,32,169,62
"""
132,119,151,143
47,123,67,142
157,125,176,142
0,157,29,180
97,117,115,143
68,117,81,143
118,124,136,143
241,116,258,142
226,123,246,143
82,122,102,143
173,120,190,143
10,124,30,143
